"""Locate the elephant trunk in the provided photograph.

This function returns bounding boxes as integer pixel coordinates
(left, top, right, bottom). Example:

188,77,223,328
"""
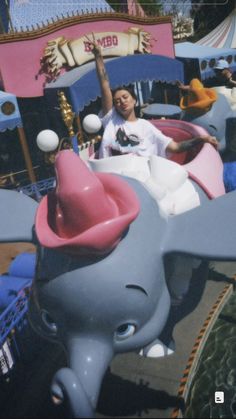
51,336,113,418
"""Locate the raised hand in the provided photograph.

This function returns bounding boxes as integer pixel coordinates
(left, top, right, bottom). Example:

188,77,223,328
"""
84,32,113,115
84,32,102,57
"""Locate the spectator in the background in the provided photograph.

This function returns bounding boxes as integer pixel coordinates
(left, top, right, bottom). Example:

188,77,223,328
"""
205,59,236,88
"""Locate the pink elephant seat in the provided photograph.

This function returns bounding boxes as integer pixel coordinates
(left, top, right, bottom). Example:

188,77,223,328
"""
150,119,225,199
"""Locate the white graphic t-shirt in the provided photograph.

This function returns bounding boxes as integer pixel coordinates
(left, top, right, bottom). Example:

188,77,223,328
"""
99,108,172,158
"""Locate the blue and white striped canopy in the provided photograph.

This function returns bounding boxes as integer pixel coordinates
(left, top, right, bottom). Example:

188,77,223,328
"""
44,54,184,114
9,0,113,31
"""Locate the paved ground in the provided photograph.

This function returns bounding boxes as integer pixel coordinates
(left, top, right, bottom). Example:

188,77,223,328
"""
0,243,35,275
0,244,236,418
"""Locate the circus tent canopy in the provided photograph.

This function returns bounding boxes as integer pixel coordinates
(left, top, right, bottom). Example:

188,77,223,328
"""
8,0,113,31
44,54,184,114
196,8,236,48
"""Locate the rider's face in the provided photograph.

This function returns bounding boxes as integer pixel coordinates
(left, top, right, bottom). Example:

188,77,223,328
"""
113,90,136,118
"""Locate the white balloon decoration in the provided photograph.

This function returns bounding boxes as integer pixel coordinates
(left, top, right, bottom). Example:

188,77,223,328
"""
36,130,59,152
82,114,102,134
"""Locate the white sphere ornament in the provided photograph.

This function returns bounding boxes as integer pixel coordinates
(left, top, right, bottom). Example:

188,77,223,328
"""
82,114,102,134
36,130,59,152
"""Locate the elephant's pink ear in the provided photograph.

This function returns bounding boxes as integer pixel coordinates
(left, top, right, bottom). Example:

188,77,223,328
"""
0,189,38,243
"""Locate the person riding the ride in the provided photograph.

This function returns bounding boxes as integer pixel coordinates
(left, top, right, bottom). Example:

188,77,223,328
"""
86,33,218,159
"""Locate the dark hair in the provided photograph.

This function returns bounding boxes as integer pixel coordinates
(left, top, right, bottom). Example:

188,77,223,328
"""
112,86,137,101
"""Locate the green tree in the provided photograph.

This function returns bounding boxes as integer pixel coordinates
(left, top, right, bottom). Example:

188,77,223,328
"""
138,0,162,15
190,0,236,37
105,0,162,16
105,1,123,12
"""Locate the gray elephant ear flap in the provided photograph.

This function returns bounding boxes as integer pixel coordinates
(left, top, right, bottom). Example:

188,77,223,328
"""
0,190,38,243
163,190,236,261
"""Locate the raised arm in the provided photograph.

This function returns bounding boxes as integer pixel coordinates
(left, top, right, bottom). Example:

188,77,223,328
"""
86,33,113,116
222,70,236,87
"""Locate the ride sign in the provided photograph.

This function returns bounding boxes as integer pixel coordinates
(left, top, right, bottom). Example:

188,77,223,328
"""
40,27,152,80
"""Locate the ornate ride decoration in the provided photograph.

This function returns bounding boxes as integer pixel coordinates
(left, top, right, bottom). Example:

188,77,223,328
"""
40,27,153,81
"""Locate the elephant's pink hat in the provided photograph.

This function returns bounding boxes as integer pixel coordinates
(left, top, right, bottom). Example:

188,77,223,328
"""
35,150,140,255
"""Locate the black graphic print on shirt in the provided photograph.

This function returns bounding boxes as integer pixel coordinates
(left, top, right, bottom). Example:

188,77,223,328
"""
115,128,141,147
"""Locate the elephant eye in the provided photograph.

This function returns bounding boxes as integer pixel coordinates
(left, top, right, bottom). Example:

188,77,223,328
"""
41,310,58,333
115,323,136,340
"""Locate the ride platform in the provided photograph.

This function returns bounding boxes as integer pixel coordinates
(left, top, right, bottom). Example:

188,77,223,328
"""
0,246,235,418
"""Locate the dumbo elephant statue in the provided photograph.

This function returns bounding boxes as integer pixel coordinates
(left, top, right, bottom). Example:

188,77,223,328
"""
1,150,236,418
181,93,236,153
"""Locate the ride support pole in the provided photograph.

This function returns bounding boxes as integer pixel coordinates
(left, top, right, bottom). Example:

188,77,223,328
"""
17,126,36,184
